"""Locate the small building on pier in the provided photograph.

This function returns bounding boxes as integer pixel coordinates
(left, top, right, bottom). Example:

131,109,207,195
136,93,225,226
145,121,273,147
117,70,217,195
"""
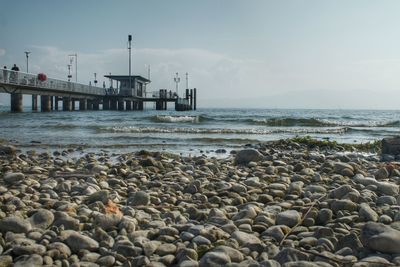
104,75,150,97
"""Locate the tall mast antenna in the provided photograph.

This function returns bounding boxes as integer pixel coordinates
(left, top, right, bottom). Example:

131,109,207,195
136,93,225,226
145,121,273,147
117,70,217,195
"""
128,35,132,93
186,72,189,89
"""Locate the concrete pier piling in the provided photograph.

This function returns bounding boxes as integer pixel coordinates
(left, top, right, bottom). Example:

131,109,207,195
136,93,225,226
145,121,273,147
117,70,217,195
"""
11,93,23,112
193,88,197,110
190,89,193,110
156,89,168,110
79,99,87,111
118,99,124,111
125,100,132,110
93,99,100,110
40,95,51,112
32,95,38,111
87,100,93,110
54,97,59,111
63,98,71,111
103,97,110,110
71,99,76,111
110,98,117,110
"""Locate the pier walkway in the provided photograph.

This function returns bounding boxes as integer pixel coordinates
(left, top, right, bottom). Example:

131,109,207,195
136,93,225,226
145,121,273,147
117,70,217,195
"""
0,69,196,112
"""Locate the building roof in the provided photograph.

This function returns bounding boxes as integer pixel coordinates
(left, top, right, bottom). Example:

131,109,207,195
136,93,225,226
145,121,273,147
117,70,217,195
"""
103,75,151,83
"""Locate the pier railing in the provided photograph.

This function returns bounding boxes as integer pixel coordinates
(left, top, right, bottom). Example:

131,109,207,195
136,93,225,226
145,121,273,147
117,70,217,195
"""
0,69,104,96
151,90,176,99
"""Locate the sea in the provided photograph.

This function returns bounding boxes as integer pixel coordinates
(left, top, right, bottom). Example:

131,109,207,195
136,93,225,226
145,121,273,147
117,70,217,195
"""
0,107,399,156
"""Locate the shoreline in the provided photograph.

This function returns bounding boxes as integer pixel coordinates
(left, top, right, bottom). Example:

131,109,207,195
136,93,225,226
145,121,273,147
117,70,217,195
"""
2,136,382,159
0,139,399,266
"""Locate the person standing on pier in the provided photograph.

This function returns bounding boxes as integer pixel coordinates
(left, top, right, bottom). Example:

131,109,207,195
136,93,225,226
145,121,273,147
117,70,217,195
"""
11,64,19,83
2,66,7,83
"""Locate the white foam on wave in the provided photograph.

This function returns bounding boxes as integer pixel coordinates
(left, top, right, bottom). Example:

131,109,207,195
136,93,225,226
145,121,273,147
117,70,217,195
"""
153,115,200,123
104,126,349,135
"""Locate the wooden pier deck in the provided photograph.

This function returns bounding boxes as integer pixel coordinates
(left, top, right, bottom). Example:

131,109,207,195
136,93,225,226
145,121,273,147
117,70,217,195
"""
0,70,196,112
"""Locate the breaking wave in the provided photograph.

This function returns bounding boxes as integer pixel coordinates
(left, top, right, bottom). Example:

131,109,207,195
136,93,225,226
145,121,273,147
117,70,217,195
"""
150,115,206,123
101,126,350,135
249,118,335,127
248,118,400,127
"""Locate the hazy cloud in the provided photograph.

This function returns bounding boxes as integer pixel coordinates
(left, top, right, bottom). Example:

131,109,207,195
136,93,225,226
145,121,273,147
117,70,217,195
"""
26,46,271,103
0,49,5,57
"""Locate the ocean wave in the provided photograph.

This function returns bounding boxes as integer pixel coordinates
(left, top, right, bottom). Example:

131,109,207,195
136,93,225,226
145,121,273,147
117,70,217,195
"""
150,115,205,123
380,120,400,127
101,126,350,135
189,137,259,143
249,118,400,127
249,118,335,127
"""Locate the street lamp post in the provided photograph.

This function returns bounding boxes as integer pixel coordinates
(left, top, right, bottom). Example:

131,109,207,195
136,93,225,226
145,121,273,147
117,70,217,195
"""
24,51,31,72
25,51,37,111
67,57,73,81
67,65,71,81
68,53,77,82
174,72,180,96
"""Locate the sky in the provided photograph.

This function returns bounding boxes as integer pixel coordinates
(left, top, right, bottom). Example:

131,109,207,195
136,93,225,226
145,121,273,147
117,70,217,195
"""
1,0,400,109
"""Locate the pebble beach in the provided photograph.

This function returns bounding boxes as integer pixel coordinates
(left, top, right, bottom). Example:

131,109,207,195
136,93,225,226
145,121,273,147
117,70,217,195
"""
0,140,399,267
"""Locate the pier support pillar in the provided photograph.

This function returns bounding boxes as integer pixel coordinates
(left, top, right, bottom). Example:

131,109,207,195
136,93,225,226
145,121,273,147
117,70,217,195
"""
118,99,124,111
103,97,110,110
193,88,197,110
138,101,144,110
71,99,76,111
63,98,72,111
40,95,51,112
50,96,54,110
125,101,132,110
93,99,100,110
11,93,23,112
110,98,117,110
79,99,87,111
190,89,193,110
32,95,38,111
87,100,93,110
54,97,59,111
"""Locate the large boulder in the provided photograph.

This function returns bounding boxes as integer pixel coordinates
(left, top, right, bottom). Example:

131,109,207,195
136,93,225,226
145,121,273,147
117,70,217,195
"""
358,203,378,222
231,230,261,246
63,230,99,253
0,216,31,233
276,210,301,227
3,172,25,185
86,190,110,204
199,251,231,267
361,222,400,254
0,145,16,155
234,149,262,165
28,209,54,229
382,137,400,155
127,191,150,206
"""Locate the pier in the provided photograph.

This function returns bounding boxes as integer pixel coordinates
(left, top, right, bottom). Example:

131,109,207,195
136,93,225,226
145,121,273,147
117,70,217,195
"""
0,69,196,112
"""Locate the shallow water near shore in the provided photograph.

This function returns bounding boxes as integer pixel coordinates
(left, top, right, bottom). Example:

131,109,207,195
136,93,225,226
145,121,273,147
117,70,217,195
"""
0,107,399,155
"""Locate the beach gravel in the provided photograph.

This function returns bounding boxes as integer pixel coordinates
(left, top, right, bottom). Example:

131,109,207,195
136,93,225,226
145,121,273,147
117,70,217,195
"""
0,140,399,266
